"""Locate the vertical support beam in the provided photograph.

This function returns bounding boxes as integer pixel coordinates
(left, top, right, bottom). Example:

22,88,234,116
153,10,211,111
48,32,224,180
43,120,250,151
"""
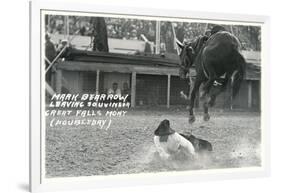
131,72,136,108
96,70,100,94
167,74,171,108
155,21,161,54
47,15,51,33
258,80,261,111
230,25,234,34
64,16,69,40
204,23,209,32
171,22,180,55
248,80,253,108
55,69,62,94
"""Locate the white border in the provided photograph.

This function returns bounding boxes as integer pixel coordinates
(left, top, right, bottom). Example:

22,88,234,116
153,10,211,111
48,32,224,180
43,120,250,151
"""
30,0,270,192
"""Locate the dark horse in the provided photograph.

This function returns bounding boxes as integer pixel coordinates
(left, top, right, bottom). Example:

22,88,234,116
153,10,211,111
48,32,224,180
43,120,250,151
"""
177,28,246,123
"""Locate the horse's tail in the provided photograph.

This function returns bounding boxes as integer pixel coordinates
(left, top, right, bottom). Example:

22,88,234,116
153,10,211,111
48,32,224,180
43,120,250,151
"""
231,52,246,99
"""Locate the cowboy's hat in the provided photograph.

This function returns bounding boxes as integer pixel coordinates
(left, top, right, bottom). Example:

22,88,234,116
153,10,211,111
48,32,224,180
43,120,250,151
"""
154,119,175,136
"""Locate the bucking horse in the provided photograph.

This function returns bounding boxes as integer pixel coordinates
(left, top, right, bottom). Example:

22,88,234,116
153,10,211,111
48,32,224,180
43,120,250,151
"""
176,26,246,123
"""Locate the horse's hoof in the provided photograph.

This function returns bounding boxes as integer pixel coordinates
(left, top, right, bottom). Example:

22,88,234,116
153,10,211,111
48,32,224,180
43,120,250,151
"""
189,115,196,124
203,113,210,121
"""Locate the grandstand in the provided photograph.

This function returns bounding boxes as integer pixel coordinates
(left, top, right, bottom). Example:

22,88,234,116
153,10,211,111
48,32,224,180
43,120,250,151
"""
45,15,261,53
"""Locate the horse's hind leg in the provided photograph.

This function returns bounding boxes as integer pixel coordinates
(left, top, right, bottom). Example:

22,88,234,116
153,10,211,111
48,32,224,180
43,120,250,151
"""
202,77,228,121
202,94,219,121
203,99,210,121
201,64,217,98
188,78,203,124
202,91,219,121
200,65,215,121
202,93,219,121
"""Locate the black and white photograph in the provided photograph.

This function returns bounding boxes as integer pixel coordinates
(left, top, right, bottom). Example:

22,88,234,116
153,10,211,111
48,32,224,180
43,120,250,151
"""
42,10,263,179
4,0,281,192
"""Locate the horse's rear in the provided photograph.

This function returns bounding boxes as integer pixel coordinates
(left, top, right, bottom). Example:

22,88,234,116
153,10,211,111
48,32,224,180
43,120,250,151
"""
202,31,245,98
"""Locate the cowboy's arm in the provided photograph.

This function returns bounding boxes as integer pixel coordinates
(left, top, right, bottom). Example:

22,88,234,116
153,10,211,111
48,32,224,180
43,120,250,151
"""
154,136,170,159
175,133,195,155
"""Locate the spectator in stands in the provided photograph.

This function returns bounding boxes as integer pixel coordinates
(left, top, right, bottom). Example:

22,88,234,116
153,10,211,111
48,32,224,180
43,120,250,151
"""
45,33,56,83
45,33,56,62
122,82,130,95
57,39,68,53
108,82,121,96
79,26,86,36
123,32,130,40
130,29,138,40
122,82,131,104
56,39,72,60
146,21,156,42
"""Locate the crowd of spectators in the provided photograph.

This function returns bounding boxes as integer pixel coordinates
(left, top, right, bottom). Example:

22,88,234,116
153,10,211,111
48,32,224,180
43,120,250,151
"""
46,15,261,51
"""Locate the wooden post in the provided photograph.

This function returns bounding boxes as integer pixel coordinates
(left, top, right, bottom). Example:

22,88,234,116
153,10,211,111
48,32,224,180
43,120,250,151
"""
258,81,261,111
55,69,62,93
47,15,51,32
96,70,100,94
248,80,253,108
204,23,209,32
171,22,180,55
131,72,136,108
167,74,171,108
155,21,161,54
64,16,69,39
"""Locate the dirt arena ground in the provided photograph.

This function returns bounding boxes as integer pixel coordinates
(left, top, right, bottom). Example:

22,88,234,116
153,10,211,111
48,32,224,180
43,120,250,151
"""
45,109,261,178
